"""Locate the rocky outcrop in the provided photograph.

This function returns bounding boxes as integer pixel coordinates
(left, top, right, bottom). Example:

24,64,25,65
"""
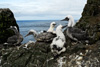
1,40,100,67
1,0,100,67
0,8,19,44
76,0,100,43
1,42,57,67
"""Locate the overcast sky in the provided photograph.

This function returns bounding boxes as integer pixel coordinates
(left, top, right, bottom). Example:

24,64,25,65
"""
0,0,87,20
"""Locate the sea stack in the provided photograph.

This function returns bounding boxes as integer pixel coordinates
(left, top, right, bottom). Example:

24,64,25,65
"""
0,8,19,44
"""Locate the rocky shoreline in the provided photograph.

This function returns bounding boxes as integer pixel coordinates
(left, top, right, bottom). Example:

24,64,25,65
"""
0,0,100,67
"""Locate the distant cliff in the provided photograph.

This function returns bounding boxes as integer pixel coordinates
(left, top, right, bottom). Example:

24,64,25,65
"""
0,8,19,44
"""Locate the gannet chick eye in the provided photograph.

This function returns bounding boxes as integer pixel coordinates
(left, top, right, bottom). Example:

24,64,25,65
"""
64,17,69,21
13,26,18,30
66,15,73,19
51,22,56,26
62,15,73,21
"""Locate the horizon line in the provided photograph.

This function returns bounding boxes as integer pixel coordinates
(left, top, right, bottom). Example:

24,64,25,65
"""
16,19,79,21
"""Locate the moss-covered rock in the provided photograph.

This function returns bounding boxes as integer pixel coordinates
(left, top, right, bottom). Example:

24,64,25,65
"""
1,40,100,67
0,8,19,44
76,0,100,44
1,42,54,67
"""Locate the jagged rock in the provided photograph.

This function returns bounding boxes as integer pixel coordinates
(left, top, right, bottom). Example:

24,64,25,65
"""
76,0,100,44
1,42,54,67
0,8,19,44
1,41,100,67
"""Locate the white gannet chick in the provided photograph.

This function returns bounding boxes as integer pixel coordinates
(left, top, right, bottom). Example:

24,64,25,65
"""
50,25,66,56
62,15,75,27
47,22,56,33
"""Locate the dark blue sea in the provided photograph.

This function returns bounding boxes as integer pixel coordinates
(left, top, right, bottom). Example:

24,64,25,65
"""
17,20,71,43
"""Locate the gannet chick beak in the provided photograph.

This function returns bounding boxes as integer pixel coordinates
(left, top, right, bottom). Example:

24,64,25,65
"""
52,23,56,26
62,25,67,29
25,34,29,37
61,17,69,21
25,32,32,37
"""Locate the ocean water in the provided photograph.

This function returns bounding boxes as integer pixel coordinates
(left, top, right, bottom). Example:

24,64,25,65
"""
17,20,68,43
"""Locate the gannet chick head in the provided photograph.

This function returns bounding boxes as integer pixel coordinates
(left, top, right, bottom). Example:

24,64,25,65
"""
56,25,63,31
47,22,56,32
62,15,75,27
56,25,66,37
66,15,73,20
51,22,56,27
62,15,73,21
25,29,38,37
